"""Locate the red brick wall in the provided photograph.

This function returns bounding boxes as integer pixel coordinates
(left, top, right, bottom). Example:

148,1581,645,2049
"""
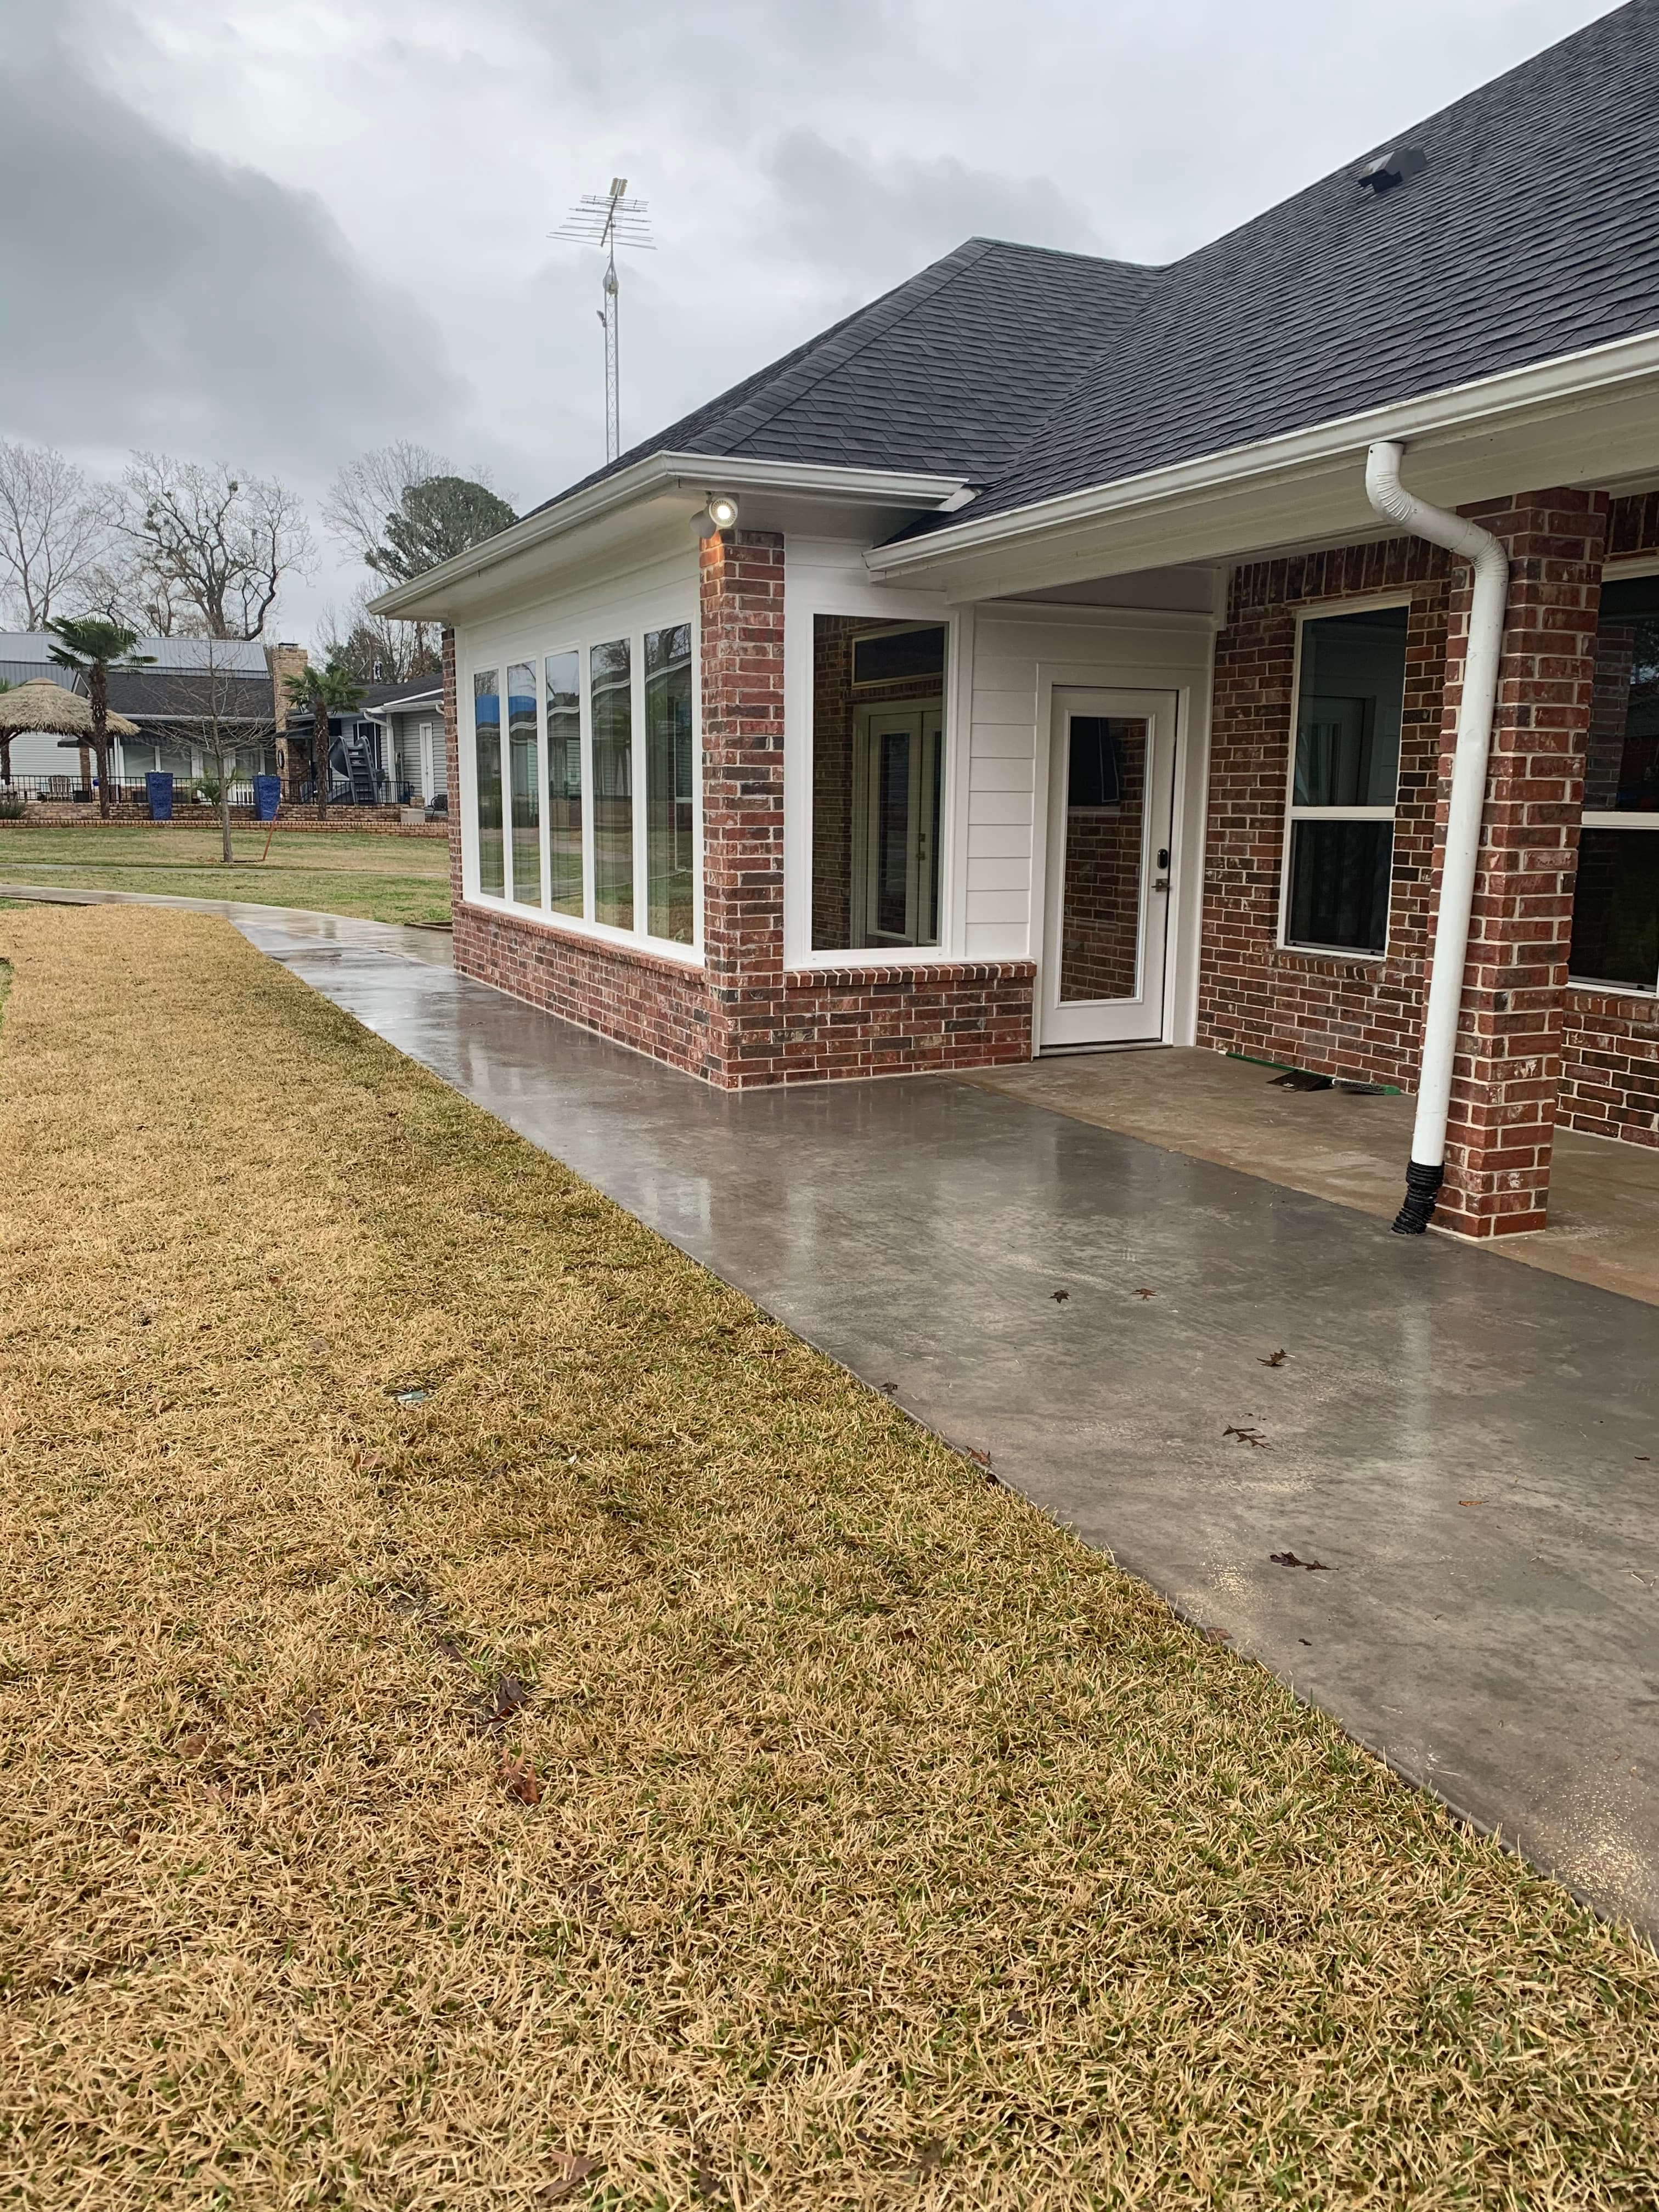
449,543,1035,1086
1432,488,1607,1237
1197,538,1452,1088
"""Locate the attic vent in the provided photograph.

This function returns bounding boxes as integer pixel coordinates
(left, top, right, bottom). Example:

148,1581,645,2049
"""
1358,145,1427,195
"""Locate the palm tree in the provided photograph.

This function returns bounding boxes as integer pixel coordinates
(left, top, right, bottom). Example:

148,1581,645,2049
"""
46,618,154,820
284,659,363,818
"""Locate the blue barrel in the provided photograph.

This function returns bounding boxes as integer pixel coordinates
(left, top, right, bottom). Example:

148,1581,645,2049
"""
253,774,281,822
145,771,173,821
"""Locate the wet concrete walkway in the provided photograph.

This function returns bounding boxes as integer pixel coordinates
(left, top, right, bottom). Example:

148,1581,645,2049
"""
30,891,1658,1933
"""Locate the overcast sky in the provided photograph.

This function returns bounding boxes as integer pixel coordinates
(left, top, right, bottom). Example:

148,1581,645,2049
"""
0,0,1618,642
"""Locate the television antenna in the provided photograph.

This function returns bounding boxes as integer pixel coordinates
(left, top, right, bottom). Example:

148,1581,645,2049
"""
551,178,654,465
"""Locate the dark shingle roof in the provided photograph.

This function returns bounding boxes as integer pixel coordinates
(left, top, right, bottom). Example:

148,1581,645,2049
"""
522,0,1659,543
534,240,1159,512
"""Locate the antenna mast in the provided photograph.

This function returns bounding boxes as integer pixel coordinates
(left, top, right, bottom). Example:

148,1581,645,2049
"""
552,178,654,464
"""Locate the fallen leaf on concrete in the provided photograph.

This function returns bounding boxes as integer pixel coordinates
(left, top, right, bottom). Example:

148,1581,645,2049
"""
1199,1624,1232,1644
1459,1499,1486,1507
1134,1288,1156,1300
1224,1425,1269,1448
499,1752,541,1805
1269,1551,1328,1571
1299,1638,1312,1647
881,1380,899,1393
1260,1350,1287,1368
1052,1289,1070,1304
965,1447,994,1471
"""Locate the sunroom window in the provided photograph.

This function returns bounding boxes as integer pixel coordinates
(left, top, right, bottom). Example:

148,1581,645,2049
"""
1570,574,1659,993
811,617,947,953
645,624,695,944
590,638,634,932
545,651,583,919
472,669,504,898
507,662,540,909
1282,606,1407,956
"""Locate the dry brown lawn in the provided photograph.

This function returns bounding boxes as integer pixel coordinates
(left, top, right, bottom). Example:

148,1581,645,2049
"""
1,905,1656,2210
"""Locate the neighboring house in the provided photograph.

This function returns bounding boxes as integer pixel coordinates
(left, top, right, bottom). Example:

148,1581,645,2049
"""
370,1,1659,1242
282,671,448,808
0,634,294,789
363,672,448,808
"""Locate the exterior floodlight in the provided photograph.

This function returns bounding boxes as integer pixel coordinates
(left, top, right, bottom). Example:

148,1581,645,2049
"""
707,493,740,530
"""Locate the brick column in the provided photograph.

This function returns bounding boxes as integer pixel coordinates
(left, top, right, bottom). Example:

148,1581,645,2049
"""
442,624,463,920
698,529,786,1084
1432,489,1606,1237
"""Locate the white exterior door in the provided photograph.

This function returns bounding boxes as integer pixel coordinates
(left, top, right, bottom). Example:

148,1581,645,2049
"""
1040,687,1178,1048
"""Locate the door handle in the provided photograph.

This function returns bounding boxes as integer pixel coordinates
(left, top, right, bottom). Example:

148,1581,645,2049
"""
1152,877,1170,893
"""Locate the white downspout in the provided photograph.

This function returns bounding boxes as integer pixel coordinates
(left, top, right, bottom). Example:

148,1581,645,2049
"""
1363,441,1509,1234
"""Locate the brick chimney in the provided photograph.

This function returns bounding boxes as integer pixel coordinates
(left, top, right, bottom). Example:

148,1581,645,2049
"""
266,640,308,781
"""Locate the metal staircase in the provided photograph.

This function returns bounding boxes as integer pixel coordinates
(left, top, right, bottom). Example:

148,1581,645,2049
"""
343,743,378,806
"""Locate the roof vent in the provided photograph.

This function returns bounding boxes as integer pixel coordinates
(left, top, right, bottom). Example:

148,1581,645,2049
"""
1357,145,1427,196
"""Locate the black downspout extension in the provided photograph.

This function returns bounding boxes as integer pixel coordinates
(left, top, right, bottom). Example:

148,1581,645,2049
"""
1392,1159,1444,1236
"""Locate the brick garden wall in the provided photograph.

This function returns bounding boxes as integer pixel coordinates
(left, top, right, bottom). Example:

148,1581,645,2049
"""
1,805,444,836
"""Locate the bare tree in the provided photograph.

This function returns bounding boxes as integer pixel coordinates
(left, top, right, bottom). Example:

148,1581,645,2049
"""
0,443,109,630
184,636,276,862
317,579,441,687
108,454,315,639
323,443,454,570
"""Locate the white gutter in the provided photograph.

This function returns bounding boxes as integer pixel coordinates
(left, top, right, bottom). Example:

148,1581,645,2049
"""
865,323,1659,582
1364,441,1509,1235
368,452,968,620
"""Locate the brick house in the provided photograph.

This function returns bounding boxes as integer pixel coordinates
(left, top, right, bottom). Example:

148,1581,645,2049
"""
372,2,1659,1238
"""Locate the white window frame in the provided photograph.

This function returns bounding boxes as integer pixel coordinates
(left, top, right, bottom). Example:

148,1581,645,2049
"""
786,596,967,969
459,607,702,965
1568,554,1659,997
1277,592,1412,961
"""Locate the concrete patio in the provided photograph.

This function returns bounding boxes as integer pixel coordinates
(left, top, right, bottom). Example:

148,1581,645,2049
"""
215,908,1658,1940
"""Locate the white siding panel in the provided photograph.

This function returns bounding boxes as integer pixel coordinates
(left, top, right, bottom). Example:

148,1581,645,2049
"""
967,855,1031,892
965,921,1028,961
968,787,1032,825
969,687,1039,726
969,723,1036,759
967,822,1033,857
966,890,1029,927
969,756,1034,793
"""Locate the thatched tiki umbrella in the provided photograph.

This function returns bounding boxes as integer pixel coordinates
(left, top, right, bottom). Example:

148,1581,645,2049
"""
0,681,139,795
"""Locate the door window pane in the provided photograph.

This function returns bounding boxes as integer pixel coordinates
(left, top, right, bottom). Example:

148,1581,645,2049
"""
1286,819,1392,955
591,638,633,930
472,668,503,898
1060,716,1145,1002
1293,608,1407,805
1570,827,1659,990
645,623,695,944
812,616,947,951
507,661,539,908
545,650,583,918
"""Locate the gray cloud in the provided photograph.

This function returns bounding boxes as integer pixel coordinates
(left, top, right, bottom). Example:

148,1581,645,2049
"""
763,129,1107,300
0,50,465,479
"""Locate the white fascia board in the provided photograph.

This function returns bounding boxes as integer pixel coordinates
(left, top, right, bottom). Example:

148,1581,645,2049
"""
367,453,967,622
864,326,1659,585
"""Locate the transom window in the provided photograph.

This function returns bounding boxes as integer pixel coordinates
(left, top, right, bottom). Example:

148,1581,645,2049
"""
1280,604,1408,956
466,618,697,951
1570,573,1659,993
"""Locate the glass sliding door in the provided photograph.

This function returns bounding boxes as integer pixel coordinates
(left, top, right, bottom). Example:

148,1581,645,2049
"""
472,668,504,898
545,649,583,919
645,623,695,943
507,661,540,908
591,637,633,930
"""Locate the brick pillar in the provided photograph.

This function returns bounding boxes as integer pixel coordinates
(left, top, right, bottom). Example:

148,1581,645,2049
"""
1432,488,1606,1237
698,529,786,1085
442,625,462,919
